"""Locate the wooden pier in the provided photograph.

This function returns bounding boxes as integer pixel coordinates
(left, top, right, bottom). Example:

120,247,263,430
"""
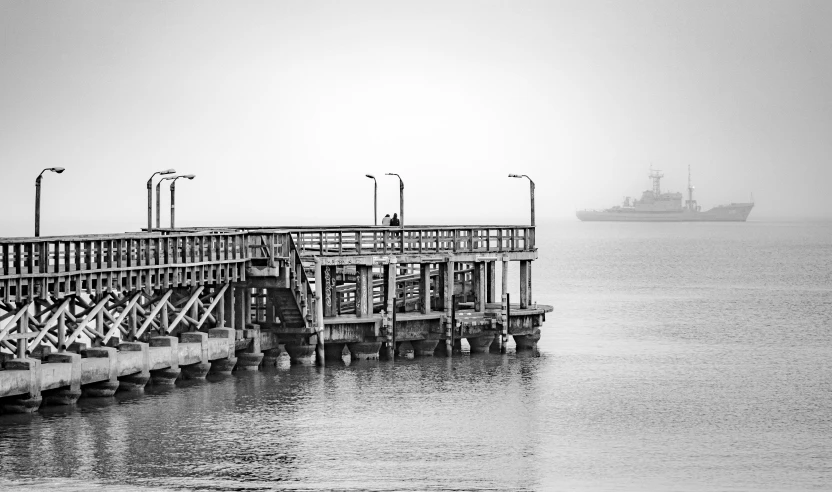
0,225,549,413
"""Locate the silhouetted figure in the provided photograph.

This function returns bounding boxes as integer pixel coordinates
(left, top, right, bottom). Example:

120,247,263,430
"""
382,214,391,226
390,213,400,226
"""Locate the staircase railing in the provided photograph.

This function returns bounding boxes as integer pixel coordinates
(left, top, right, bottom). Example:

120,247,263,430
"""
246,230,316,328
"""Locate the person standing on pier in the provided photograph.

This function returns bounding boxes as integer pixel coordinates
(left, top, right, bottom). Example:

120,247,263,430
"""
382,214,391,226
390,213,400,226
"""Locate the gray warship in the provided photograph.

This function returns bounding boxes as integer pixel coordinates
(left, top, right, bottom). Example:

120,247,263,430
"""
576,168,754,222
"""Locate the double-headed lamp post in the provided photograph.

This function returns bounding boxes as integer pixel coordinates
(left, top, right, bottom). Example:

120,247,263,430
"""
35,167,65,237
365,174,378,225
508,174,535,227
156,174,184,229
385,173,404,226
147,169,176,232
169,174,195,229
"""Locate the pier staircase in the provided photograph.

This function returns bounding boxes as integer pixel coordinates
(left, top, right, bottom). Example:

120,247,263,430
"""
246,231,316,330
271,288,307,328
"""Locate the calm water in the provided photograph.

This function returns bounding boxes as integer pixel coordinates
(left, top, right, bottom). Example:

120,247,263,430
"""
1,220,831,491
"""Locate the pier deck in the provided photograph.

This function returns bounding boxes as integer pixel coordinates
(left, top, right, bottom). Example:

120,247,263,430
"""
0,225,549,413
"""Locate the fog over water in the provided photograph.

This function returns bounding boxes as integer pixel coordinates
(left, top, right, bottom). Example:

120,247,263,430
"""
1,1,830,490
2,1,832,238
1,220,830,491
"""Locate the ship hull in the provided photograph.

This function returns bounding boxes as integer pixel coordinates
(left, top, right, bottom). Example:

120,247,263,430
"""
576,203,754,222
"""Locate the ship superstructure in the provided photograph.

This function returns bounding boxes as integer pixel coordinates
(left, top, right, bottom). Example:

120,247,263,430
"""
576,167,754,222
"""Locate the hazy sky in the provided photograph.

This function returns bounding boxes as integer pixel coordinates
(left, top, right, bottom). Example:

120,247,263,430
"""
1,0,830,236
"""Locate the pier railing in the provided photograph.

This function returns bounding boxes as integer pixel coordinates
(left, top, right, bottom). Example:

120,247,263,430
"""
161,225,535,258
0,232,249,301
289,226,534,257
0,225,534,314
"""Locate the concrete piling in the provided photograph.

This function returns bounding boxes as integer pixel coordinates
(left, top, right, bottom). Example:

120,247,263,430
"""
0,359,42,414
261,347,283,367
411,339,439,357
208,328,237,375
180,332,211,379
236,324,264,371
514,329,541,352
117,342,150,391
80,347,120,397
285,342,316,365
43,352,82,405
466,336,494,354
149,336,180,385
347,341,381,361
395,341,415,359
324,342,346,362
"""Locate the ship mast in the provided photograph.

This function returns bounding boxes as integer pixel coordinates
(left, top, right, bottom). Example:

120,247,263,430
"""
686,165,698,211
648,167,663,196
687,165,693,210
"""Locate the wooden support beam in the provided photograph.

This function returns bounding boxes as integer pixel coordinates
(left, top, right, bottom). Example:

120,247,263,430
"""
196,283,228,329
224,285,235,329
64,295,111,348
27,297,70,351
0,302,28,343
520,260,531,309
58,308,67,351
486,261,496,303
167,286,204,333
101,292,142,345
244,287,252,327
355,265,372,318
420,263,430,314
444,261,454,356
314,259,325,366
473,262,486,312
217,285,226,328
323,265,336,318
501,257,509,352
128,300,137,341
135,290,173,339
235,285,246,330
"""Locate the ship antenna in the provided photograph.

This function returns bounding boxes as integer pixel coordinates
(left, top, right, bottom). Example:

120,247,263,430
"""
648,167,663,196
687,165,695,211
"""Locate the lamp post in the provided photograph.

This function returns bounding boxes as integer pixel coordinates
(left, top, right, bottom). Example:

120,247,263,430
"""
146,168,176,232
365,174,377,225
508,174,535,227
35,167,65,237
169,174,195,229
156,174,181,229
385,173,404,226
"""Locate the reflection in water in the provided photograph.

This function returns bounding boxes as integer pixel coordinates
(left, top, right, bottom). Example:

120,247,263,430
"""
1,351,544,491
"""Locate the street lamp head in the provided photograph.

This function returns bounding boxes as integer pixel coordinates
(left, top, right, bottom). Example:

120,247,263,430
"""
160,168,176,175
366,174,375,179
183,174,196,179
51,167,65,174
508,174,521,178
